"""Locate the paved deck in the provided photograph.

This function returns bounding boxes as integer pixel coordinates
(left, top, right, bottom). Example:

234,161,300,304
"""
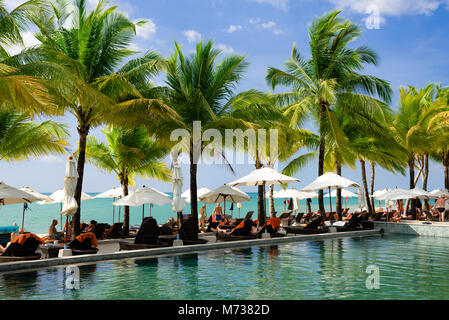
374,220,449,237
0,229,381,273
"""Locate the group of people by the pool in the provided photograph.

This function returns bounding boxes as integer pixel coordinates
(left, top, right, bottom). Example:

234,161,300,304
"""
2,194,448,256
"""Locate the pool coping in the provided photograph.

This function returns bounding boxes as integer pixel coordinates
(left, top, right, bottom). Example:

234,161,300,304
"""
0,229,381,273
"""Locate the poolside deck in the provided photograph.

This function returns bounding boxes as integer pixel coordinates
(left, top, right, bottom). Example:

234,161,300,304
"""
0,229,381,273
375,220,449,238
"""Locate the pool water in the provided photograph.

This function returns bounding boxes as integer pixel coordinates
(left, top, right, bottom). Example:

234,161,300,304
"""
1,234,448,300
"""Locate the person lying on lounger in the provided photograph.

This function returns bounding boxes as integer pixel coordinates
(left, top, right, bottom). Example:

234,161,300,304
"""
390,210,402,223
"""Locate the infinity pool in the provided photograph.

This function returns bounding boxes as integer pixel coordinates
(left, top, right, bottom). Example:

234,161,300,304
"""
1,235,448,300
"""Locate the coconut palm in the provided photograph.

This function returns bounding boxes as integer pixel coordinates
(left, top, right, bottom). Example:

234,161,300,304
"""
390,84,446,217
86,126,171,235
155,40,270,229
23,0,172,236
0,109,68,161
266,10,392,215
0,0,56,114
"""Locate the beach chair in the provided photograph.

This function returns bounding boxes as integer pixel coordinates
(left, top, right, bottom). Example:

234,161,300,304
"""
0,233,42,263
178,218,208,245
336,213,367,232
104,223,126,239
119,217,169,251
94,223,109,239
216,219,258,242
302,212,314,224
285,216,328,235
68,233,99,255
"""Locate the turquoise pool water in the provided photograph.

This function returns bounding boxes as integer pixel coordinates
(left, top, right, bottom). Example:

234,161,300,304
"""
1,234,447,300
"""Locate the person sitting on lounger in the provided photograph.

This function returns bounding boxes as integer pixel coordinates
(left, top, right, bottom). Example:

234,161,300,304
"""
49,219,63,240
390,210,402,223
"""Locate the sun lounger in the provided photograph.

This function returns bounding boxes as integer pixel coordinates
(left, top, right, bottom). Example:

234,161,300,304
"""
68,233,99,255
216,219,258,242
284,216,328,234
104,223,127,239
178,218,208,245
119,217,169,251
0,234,42,262
336,213,366,232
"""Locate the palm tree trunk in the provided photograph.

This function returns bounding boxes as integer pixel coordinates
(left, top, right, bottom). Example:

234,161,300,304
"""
269,184,275,217
360,159,374,217
370,161,376,211
336,160,342,219
256,159,265,226
408,155,417,219
73,125,89,238
422,153,430,218
189,150,199,233
443,149,449,190
318,104,326,216
121,177,129,236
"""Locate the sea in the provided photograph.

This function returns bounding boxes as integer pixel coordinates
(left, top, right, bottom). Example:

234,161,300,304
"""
0,192,371,234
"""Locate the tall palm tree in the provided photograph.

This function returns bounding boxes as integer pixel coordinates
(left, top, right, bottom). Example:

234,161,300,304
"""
24,0,171,236
159,40,259,230
266,10,392,215
0,109,68,161
85,126,171,235
391,84,443,217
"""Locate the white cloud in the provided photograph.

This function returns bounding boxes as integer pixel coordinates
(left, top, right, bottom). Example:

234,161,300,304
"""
260,21,276,29
7,31,40,55
249,0,289,11
329,0,447,24
183,30,202,43
249,18,284,35
134,18,157,40
227,25,243,33
216,43,234,54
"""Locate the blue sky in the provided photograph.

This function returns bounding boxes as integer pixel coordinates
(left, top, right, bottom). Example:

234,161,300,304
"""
1,0,449,193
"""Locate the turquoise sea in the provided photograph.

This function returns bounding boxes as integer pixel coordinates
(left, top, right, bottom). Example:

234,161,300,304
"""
0,192,372,234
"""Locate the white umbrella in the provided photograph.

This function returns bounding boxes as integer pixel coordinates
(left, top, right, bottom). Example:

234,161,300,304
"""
0,183,41,233
47,189,93,203
0,182,40,205
19,187,52,231
430,189,449,198
93,187,124,224
172,152,186,214
228,167,299,187
60,156,78,241
114,186,172,221
181,187,212,203
327,189,358,198
94,187,124,224
375,188,411,201
409,187,436,199
227,167,299,219
61,156,78,217
199,185,250,214
302,172,360,213
94,187,124,199
371,188,390,199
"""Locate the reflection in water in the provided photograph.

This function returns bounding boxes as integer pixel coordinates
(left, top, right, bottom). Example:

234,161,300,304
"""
3,235,449,299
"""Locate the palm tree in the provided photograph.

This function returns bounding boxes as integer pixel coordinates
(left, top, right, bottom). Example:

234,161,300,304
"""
266,10,392,215
86,126,171,235
0,109,68,161
24,0,171,236
159,40,259,230
391,84,443,218
0,0,56,114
